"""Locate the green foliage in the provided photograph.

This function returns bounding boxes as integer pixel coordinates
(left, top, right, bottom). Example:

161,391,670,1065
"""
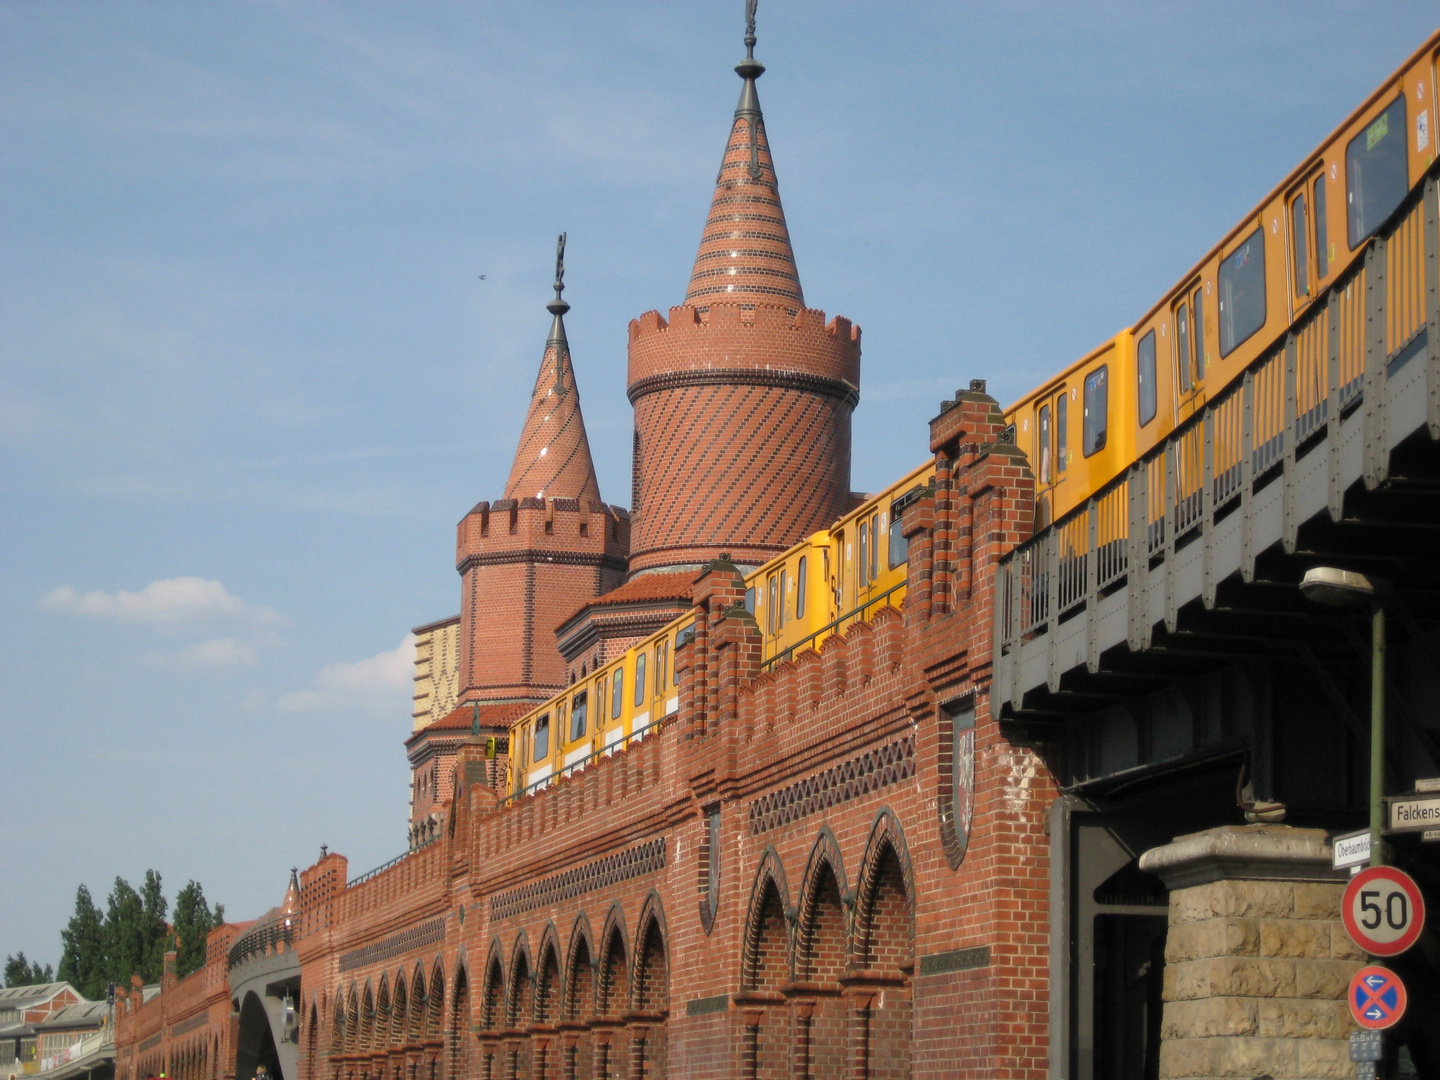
3,952,54,989
51,872,224,998
172,882,224,978
57,884,107,999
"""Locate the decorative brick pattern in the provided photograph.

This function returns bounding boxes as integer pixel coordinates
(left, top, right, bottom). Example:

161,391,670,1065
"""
338,918,445,973
168,1014,209,1038
488,838,667,921
747,736,915,834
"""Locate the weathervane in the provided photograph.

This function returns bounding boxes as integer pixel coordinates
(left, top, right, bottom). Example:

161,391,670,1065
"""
745,0,757,58
553,232,566,302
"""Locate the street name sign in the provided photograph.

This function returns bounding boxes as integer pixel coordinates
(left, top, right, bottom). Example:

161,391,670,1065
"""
1332,829,1371,870
1341,866,1426,956
1387,792,1440,832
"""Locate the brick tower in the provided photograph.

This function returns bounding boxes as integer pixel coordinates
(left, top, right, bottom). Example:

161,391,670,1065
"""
454,237,628,706
625,13,861,575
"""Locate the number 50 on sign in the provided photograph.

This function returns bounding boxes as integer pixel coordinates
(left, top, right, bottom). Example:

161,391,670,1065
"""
1342,866,1426,957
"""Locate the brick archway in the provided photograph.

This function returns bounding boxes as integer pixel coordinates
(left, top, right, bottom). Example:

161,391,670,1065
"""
850,808,915,1080
740,851,792,1080
796,834,849,1079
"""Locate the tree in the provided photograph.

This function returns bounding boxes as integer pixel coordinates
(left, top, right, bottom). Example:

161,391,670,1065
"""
57,884,107,999
3,952,54,988
138,870,169,981
172,881,224,978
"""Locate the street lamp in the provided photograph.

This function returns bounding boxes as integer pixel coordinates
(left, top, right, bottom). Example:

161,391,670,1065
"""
1300,566,1390,867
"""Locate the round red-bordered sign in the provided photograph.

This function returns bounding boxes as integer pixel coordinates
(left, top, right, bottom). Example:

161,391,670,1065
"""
1342,865,1426,957
1349,965,1407,1029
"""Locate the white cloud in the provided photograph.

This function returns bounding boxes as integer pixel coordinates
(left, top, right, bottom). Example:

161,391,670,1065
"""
278,635,415,713
182,637,259,667
39,577,280,625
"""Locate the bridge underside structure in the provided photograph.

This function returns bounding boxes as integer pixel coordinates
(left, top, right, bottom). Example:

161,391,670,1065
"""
995,176,1440,1076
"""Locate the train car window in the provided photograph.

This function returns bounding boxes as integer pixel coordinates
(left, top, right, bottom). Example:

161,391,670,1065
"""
1313,174,1329,278
1137,330,1157,425
654,643,665,696
1175,305,1192,394
1056,392,1069,473
1290,194,1309,296
744,587,755,614
870,516,880,581
534,716,550,762
611,669,623,720
767,574,779,632
1346,96,1407,249
1191,287,1206,382
779,569,789,627
570,692,588,741
1038,404,1051,483
888,512,907,569
796,556,808,617
1083,366,1108,457
858,526,869,588
634,653,647,706
1218,228,1266,357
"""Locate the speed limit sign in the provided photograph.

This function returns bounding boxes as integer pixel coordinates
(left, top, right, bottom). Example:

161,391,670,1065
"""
1342,866,1426,957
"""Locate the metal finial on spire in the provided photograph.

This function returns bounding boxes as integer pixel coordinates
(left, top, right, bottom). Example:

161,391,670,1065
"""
734,1,765,180
546,233,571,395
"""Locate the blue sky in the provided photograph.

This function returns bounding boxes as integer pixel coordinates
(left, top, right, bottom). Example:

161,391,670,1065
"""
3,2,1436,968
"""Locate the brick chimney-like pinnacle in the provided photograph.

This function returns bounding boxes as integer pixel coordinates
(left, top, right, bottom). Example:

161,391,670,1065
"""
504,236,603,506
683,20,803,311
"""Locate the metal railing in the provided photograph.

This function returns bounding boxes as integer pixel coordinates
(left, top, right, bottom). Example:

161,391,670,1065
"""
998,174,1437,669
346,834,439,890
762,580,907,671
503,712,675,806
227,919,294,970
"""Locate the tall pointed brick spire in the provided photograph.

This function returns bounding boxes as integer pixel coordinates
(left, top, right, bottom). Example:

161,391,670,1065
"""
504,234,603,505
684,3,803,310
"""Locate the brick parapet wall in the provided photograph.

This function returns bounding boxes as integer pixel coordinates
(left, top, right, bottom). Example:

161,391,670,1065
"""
244,387,1051,1080
113,929,238,1080
626,304,860,389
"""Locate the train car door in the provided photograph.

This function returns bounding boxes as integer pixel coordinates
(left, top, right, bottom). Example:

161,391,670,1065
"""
1171,280,1208,425
1034,383,1069,528
1286,165,1330,317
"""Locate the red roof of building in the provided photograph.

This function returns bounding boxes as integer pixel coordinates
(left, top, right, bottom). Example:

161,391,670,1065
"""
421,701,530,736
558,571,695,630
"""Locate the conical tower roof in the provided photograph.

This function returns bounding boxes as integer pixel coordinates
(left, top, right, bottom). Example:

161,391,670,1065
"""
683,13,803,310
504,235,603,505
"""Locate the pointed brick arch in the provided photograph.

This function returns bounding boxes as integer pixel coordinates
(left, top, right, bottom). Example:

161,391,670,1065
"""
344,983,359,1054
478,940,505,1032
407,963,426,1043
506,933,534,1028
851,807,915,1080
376,974,391,1051
426,960,445,1040
595,906,628,1021
390,971,407,1047
741,847,792,991
534,923,563,1024
360,982,376,1053
796,830,850,1078
446,964,469,1080
631,891,669,1014
563,913,595,1023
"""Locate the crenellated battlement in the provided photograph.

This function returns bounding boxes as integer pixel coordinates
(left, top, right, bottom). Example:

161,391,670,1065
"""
626,302,860,395
455,497,629,572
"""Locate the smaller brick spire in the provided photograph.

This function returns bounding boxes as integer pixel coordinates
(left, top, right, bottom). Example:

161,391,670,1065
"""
684,0,803,310
504,234,603,505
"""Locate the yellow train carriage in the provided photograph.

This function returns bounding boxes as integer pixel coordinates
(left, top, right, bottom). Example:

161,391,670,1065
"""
1005,333,1138,531
751,459,936,669
507,615,691,800
1017,31,1440,538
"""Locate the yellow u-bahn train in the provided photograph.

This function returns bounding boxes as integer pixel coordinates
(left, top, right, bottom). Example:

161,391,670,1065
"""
507,30,1440,800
